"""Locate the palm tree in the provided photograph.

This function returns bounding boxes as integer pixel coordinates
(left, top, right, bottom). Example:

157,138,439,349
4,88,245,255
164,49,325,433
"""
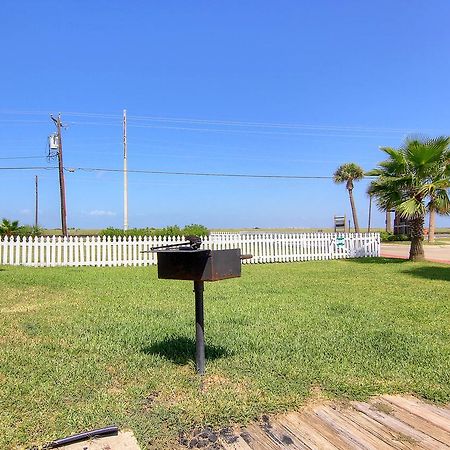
333,163,365,233
0,218,20,237
367,136,450,261
427,147,450,242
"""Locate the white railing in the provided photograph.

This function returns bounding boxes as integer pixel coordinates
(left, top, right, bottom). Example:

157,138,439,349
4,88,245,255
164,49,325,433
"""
0,233,380,267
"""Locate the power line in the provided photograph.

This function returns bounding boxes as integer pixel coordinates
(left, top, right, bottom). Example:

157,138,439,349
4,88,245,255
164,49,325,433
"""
57,111,447,135
126,114,410,133
72,166,336,179
66,120,405,139
1,109,443,135
0,119,48,124
0,164,380,180
0,149,375,165
0,155,46,160
0,165,335,179
125,123,402,139
0,166,57,170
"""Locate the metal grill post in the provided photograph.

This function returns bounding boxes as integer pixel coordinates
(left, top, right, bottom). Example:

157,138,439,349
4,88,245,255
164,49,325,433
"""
194,280,205,375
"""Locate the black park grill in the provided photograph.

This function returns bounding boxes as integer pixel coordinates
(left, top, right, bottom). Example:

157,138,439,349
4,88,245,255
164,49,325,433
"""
146,236,251,375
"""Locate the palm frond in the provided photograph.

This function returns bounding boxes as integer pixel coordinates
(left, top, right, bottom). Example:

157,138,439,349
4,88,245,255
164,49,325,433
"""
396,198,426,219
430,189,450,215
406,136,449,167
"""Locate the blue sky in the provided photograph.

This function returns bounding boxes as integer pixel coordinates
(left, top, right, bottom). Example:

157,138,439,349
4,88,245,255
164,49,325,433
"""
1,1,449,230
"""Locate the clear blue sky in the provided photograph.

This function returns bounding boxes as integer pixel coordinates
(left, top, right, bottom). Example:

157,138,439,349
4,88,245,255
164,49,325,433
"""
1,1,449,230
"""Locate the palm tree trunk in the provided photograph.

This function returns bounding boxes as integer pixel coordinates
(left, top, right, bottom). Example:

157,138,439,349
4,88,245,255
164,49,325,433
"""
347,188,360,233
409,215,425,261
428,208,436,243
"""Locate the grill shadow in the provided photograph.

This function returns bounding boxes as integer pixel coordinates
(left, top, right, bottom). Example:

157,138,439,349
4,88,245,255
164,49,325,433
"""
141,336,230,365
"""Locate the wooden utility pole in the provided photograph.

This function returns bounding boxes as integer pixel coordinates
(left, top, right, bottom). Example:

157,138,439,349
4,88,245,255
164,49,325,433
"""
123,109,128,231
35,175,39,228
51,113,68,237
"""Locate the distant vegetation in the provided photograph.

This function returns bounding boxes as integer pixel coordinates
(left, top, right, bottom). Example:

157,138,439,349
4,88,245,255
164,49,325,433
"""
99,224,209,238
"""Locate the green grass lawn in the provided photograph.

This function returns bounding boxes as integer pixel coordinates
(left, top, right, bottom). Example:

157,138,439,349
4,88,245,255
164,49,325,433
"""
0,260,449,449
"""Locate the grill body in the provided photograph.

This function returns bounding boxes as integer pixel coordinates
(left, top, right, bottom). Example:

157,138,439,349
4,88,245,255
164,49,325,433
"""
156,248,241,281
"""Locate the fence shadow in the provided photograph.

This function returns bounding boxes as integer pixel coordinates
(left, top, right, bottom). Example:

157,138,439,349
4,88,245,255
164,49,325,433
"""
402,266,450,282
347,257,408,265
141,336,230,365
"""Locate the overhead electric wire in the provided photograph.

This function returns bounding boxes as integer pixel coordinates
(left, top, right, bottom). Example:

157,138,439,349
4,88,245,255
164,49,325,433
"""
0,166,57,171
72,166,334,179
0,109,441,135
61,111,441,135
0,119,48,124
0,165,337,179
0,155,46,160
126,114,410,133
66,120,403,139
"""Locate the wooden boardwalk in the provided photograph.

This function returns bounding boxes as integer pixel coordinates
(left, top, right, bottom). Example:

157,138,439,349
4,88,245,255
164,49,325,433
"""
222,395,450,450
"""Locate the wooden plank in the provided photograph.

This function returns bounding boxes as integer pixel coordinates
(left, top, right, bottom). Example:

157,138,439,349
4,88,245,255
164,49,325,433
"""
243,424,282,450
279,412,341,449
299,411,361,450
316,406,393,450
338,406,414,449
221,435,254,450
377,397,450,445
257,419,307,450
382,395,450,429
401,398,450,421
352,401,448,450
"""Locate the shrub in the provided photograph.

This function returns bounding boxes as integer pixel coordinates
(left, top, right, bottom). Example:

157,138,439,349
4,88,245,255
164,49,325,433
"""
99,224,209,238
379,231,391,242
154,225,183,237
380,231,410,242
182,224,209,237
387,233,410,241
17,225,43,238
100,227,126,237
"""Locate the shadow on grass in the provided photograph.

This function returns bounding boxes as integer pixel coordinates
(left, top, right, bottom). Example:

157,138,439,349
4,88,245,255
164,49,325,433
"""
402,266,450,282
346,257,408,264
142,336,230,365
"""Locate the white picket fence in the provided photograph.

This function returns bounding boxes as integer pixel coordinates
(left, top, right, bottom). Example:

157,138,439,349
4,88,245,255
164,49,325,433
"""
0,233,380,267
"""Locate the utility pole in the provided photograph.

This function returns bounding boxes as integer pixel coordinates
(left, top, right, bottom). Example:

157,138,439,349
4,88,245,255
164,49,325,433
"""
123,109,128,231
367,194,372,233
51,113,68,237
35,175,39,228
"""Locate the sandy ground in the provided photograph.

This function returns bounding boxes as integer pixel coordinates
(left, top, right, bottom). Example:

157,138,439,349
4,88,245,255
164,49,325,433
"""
381,243,450,263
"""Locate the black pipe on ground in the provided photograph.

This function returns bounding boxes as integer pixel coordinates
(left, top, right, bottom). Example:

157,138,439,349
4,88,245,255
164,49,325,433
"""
43,425,119,448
